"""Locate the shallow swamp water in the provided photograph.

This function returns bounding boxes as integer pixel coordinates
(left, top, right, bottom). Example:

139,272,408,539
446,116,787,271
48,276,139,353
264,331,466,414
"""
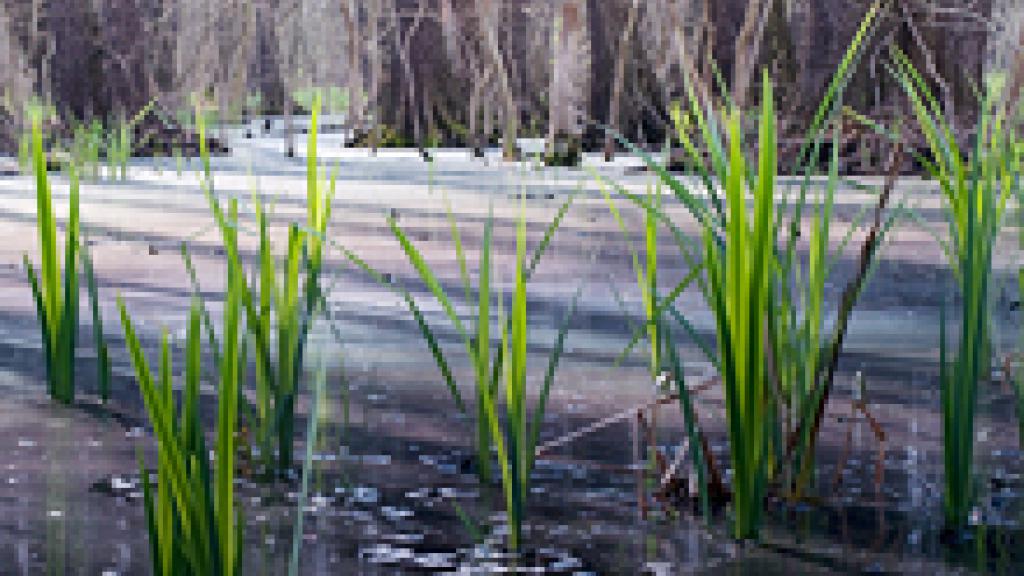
0,131,1022,574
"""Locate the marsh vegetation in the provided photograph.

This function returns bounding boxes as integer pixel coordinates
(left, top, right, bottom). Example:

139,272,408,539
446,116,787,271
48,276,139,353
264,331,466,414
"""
1,1,1024,574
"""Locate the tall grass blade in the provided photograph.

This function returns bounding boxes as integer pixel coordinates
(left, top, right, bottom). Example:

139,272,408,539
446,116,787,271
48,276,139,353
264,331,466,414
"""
290,360,325,576
82,240,110,402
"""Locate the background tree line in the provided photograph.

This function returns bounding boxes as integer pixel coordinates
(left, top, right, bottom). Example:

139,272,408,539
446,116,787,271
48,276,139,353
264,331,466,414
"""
0,0,1020,161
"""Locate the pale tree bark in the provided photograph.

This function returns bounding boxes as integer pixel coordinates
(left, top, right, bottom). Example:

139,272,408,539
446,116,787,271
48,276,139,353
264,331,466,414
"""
547,0,589,159
398,0,427,147
901,2,956,125
175,0,217,104
468,53,492,156
474,0,518,159
605,0,641,160
275,0,308,157
367,0,385,152
733,0,772,109
343,0,364,131
0,0,34,131
993,1,1024,113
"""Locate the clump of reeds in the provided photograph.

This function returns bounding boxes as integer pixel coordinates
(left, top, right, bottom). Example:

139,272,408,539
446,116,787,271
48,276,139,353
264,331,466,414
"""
488,199,579,551
195,92,333,476
119,292,242,576
592,3,888,538
70,120,103,181
24,108,79,403
890,49,1019,528
388,191,576,550
24,104,115,404
701,77,777,539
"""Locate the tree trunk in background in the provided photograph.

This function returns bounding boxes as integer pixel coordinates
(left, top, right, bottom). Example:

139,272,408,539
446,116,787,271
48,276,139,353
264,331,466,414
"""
993,0,1024,111
0,0,32,144
368,0,383,153
255,0,285,116
548,0,590,161
605,0,640,161
733,0,771,109
343,0,363,134
475,0,518,159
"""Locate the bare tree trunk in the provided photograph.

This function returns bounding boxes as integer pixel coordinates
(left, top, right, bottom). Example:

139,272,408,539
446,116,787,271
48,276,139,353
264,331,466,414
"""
666,0,711,109
424,81,436,148
1004,24,1024,113
901,3,956,125
605,0,641,161
0,0,34,133
285,95,294,156
475,0,517,159
733,0,771,109
468,54,493,157
483,88,493,152
368,0,383,154
399,0,427,148
547,0,589,163
343,0,363,137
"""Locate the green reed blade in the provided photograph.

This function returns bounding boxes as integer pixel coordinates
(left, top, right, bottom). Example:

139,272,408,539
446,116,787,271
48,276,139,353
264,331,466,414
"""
138,449,162,576
613,264,703,368
606,126,718,239
888,50,1014,527
289,360,324,576
525,191,576,280
795,0,883,170
59,165,80,402
666,306,719,371
180,242,222,370
157,331,174,576
25,257,53,396
32,109,60,357
216,250,240,576
404,290,465,411
388,218,468,339
442,191,471,303
528,287,582,476
82,240,110,402
664,326,711,520
118,297,193,533
475,209,493,483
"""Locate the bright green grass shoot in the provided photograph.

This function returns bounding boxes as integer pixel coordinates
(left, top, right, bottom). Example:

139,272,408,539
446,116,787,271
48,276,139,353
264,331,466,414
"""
591,3,884,537
24,109,79,404
699,77,777,539
484,198,579,551
388,189,574,489
69,120,103,181
81,239,111,402
197,91,333,475
388,188,576,549
772,109,845,497
598,76,780,540
119,292,242,576
891,49,1019,528
599,182,668,381
252,202,306,475
289,359,326,576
